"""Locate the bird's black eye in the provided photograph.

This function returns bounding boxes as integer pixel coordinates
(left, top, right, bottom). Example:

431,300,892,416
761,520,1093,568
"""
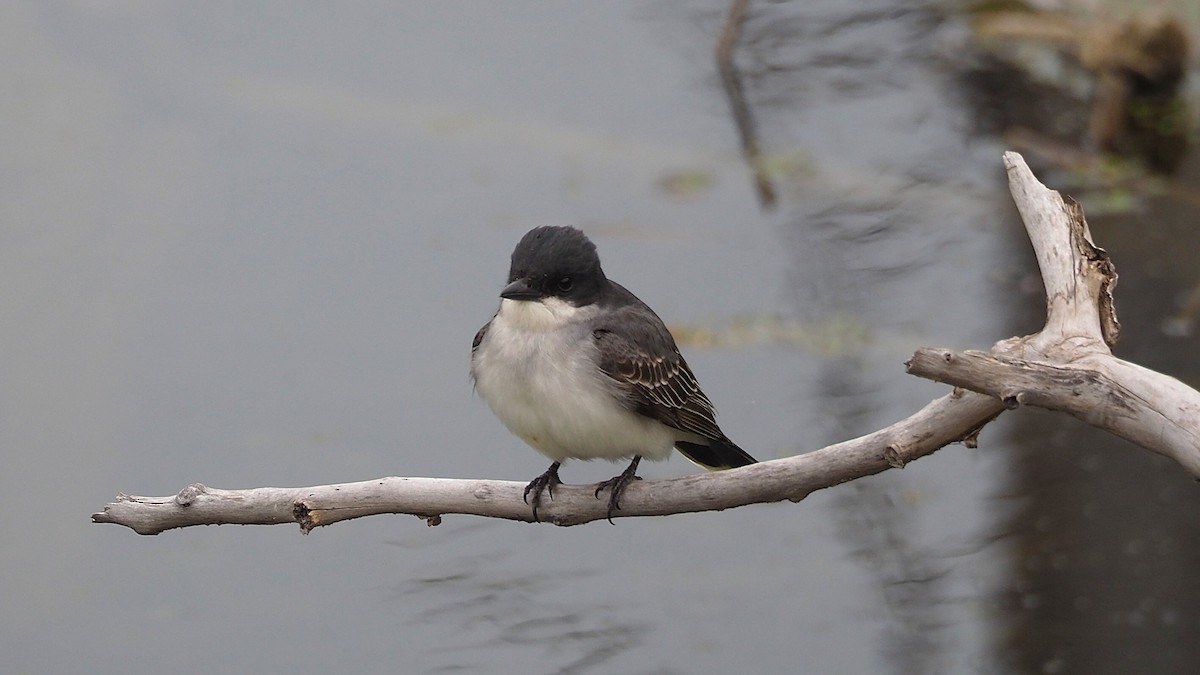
556,276,574,292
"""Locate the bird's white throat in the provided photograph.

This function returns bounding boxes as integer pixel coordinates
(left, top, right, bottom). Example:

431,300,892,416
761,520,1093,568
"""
496,296,584,333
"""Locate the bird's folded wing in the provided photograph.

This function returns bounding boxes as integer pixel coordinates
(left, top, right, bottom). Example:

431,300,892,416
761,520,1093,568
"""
591,320,724,442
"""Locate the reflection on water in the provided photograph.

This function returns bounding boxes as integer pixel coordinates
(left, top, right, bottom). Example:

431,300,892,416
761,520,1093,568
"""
833,481,951,675
732,0,1200,673
728,1,1020,672
399,565,647,674
385,524,656,674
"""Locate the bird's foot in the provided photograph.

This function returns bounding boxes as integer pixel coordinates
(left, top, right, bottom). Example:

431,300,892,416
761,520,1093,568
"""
594,456,642,524
523,462,562,522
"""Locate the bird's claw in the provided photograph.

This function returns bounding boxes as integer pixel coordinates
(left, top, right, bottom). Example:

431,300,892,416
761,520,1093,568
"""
594,458,643,524
523,462,562,522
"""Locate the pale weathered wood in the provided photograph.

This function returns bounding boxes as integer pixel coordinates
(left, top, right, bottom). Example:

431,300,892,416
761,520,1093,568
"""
903,153,1200,477
907,349,1200,476
92,152,1200,534
91,390,1005,534
1000,150,1120,356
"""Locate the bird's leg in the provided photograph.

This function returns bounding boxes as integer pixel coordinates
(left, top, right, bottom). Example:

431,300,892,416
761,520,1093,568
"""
523,461,562,522
594,456,643,524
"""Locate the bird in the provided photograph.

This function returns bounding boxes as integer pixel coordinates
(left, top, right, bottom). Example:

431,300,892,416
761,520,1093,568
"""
470,225,756,522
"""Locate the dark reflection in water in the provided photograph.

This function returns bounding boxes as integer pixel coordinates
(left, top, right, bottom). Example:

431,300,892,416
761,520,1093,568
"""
834,480,953,675
720,1,1022,672
718,0,1200,673
998,152,1200,674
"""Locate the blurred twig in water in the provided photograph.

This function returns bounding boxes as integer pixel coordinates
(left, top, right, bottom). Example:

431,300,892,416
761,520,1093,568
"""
716,0,777,210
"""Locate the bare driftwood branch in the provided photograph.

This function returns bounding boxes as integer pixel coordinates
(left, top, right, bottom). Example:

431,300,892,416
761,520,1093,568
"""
92,152,1200,535
907,151,1200,477
93,390,1003,535
908,349,1200,475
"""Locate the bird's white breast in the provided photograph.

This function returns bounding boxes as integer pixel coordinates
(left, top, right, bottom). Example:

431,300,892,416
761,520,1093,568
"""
472,298,677,463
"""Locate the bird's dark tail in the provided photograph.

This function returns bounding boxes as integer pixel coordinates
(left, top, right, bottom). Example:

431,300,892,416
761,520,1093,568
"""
676,438,757,471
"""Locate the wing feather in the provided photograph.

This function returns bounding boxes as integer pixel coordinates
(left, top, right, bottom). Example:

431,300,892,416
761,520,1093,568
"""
592,316,725,442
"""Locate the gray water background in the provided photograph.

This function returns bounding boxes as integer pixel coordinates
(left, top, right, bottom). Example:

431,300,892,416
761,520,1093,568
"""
4,2,1199,673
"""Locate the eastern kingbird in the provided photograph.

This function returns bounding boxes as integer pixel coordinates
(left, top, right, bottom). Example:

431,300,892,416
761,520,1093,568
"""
470,226,757,522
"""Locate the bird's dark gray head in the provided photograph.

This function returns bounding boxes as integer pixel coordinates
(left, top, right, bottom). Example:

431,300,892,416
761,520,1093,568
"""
502,226,607,305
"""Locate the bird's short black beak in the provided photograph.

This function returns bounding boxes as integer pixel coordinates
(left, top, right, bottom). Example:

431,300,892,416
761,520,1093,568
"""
500,278,542,301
